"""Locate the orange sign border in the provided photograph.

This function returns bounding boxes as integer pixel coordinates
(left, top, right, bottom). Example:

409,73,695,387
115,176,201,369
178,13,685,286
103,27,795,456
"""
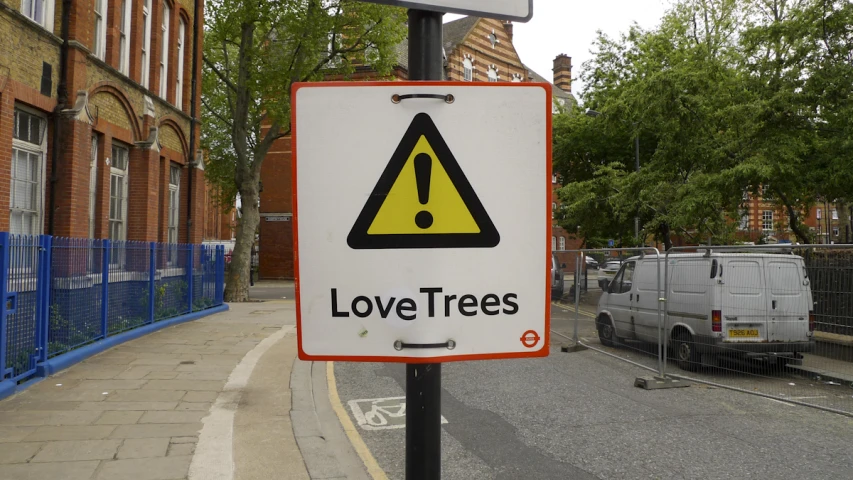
292,81,553,363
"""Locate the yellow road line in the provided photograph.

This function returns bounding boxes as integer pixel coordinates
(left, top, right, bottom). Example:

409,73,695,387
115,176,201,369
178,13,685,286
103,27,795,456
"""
326,362,389,480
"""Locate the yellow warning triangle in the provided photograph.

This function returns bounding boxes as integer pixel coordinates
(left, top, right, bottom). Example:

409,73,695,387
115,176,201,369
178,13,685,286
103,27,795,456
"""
348,113,499,250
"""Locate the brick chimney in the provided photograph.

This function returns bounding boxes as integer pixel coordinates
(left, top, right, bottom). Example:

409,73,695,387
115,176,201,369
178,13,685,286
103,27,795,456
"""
552,54,572,92
502,20,513,41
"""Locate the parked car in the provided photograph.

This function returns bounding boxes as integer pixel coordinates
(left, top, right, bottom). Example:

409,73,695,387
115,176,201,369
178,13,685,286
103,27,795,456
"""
585,256,599,270
598,259,623,290
594,253,815,370
551,254,565,300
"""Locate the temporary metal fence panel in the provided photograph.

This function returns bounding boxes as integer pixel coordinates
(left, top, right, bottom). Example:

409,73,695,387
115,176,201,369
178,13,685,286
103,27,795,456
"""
553,247,665,375
2,235,226,390
556,244,853,416
662,244,853,416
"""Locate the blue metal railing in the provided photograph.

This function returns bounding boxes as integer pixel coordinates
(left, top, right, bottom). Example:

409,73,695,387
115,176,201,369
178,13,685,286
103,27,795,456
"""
1,234,225,387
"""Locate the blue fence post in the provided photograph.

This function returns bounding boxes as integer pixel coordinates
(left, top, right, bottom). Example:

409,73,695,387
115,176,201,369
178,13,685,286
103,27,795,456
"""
0,232,9,380
36,235,52,365
187,244,194,313
101,239,110,339
215,245,224,305
149,242,156,323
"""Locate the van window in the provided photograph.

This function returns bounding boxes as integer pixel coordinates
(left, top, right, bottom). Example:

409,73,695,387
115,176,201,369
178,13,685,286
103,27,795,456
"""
767,261,801,296
670,260,709,294
611,261,635,294
636,261,661,293
727,260,763,296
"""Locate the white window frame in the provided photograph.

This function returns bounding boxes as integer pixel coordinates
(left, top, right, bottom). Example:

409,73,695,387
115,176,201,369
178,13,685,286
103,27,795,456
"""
487,65,498,82
159,1,171,98
559,237,565,251
762,210,773,232
739,210,749,231
175,18,185,108
816,208,822,220
551,236,556,251
141,0,152,88
10,106,47,236
109,144,130,266
93,0,108,60
511,73,522,82
89,135,99,239
463,58,473,82
832,227,839,237
832,209,838,220
21,0,54,30
119,0,132,75
167,165,181,264
552,202,556,219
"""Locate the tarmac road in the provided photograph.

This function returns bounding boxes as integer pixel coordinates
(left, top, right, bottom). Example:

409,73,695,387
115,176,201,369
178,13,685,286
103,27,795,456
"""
333,303,853,480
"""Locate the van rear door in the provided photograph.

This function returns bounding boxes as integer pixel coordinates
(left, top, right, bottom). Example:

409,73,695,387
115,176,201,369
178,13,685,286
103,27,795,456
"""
765,258,810,342
721,258,768,343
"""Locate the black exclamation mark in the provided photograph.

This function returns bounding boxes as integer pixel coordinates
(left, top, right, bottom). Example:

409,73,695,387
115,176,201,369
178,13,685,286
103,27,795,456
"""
414,153,433,229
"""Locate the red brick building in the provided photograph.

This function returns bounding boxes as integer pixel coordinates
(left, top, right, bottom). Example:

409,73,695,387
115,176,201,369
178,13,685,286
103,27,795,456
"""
255,16,578,279
1,0,205,242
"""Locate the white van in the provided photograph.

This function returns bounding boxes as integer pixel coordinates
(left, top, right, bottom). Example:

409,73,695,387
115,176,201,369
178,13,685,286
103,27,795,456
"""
595,252,815,370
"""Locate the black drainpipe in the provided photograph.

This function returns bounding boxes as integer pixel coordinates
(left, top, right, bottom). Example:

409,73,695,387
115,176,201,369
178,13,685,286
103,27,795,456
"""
185,0,202,242
48,0,73,235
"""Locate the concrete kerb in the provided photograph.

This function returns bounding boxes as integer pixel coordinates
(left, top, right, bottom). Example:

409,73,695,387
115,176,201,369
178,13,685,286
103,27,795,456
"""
290,359,373,480
0,305,229,401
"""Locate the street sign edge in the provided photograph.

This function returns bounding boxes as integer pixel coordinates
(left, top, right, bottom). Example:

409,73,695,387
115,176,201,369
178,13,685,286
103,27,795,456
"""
359,0,534,23
292,81,552,363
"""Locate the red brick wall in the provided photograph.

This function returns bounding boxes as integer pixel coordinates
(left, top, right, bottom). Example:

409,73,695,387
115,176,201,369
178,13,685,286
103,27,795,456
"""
258,219,294,280
259,136,293,213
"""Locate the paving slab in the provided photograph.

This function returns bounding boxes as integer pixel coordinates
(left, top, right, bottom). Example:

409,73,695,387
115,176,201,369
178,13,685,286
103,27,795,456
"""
95,411,145,425
24,425,117,441
1,460,100,479
0,300,324,480
31,439,122,462
95,455,192,480
0,442,44,464
117,438,171,459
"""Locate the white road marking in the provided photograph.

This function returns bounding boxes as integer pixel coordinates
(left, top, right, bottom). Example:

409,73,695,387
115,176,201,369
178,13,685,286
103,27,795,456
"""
348,396,448,430
188,325,294,480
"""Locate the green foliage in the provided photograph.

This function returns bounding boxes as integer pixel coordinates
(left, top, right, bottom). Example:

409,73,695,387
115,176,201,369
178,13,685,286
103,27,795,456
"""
202,0,408,208
553,0,853,248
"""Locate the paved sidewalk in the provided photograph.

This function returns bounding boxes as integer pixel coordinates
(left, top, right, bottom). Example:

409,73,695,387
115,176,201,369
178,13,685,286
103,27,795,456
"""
0,301,313,480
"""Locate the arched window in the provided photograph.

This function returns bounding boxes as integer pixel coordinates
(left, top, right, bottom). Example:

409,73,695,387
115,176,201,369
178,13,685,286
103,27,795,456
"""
141,0,152,87
159,1,171,98
176,18,186,108
463,58,473,82
488,65,498,82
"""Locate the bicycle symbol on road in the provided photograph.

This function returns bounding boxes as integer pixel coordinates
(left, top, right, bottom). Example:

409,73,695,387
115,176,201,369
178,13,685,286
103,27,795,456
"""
347,396,449,431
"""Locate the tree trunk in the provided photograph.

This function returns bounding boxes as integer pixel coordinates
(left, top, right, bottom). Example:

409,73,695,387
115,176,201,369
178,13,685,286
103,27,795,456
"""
776,191,811,244
224,181,260,302
661,222,673,251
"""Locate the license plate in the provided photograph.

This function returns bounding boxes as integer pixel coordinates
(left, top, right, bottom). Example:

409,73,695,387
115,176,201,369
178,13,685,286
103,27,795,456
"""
729,329,759,338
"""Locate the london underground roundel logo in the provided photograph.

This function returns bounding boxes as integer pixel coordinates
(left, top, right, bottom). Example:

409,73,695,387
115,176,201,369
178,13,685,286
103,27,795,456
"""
520,330,540,348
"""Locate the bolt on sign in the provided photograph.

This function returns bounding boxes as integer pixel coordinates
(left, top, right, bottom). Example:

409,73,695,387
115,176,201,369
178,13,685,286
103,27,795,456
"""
293,82,551,362
354,0,533,22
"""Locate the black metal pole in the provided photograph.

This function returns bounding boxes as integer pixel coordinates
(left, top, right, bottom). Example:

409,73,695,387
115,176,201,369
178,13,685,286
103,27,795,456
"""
406,9,443,480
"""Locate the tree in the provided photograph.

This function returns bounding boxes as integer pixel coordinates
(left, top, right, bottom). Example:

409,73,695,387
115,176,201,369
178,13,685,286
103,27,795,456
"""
554,0,852,248
202,0,407,301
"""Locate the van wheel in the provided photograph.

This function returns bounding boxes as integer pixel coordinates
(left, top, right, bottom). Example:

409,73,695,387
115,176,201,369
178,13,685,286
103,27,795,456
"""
597,316,618,347
674,331,700,371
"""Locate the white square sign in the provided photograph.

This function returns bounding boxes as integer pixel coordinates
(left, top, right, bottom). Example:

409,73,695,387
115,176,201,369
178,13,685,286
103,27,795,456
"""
358,0,533,22
293,82,551,362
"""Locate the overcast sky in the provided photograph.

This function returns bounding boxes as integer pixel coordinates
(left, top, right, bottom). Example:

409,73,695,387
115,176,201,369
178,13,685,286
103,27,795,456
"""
446,0,673,99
